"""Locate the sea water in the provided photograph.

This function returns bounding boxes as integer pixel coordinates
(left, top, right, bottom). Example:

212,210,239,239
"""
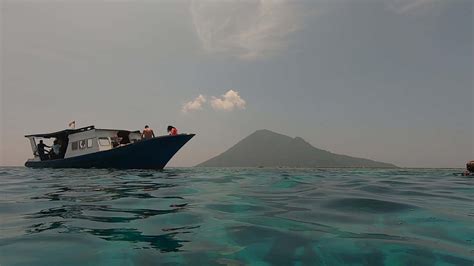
0,167,472,265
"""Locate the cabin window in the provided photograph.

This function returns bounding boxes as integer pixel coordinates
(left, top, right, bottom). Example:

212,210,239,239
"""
79,140,87,149
87,138,93,148
72,141,78,150
98,137,110,146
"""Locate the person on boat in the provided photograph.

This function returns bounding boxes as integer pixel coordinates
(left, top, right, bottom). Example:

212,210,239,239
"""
50,139,61,159
58,138,67,158
463,161,474,176
37,140,50,161
117,131,131,145
111,136,120,148
142,125,155,140
167,125,178,136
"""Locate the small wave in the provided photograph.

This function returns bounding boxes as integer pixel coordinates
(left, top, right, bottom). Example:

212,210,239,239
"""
323,198,416,213
27,204,186,223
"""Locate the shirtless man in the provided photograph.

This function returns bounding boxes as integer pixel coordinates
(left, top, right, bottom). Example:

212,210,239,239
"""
142,125,155,140
37,140,51,161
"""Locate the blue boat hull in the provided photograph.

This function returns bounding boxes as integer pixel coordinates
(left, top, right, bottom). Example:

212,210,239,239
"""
25,134,195,169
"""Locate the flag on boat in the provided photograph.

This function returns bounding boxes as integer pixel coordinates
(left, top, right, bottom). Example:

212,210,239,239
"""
69,121,76,129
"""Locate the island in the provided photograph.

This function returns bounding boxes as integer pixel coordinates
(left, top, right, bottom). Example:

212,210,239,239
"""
198,129,397,168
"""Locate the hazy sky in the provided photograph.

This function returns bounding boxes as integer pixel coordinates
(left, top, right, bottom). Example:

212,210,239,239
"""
1,0,472,168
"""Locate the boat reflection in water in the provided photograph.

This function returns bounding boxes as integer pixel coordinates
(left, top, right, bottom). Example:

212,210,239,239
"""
25,169,198,252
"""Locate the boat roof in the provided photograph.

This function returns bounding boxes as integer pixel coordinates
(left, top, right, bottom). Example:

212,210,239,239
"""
25,125,96,138
25,125,139,138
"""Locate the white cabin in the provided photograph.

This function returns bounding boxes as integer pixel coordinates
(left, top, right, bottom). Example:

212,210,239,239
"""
25,126,142,161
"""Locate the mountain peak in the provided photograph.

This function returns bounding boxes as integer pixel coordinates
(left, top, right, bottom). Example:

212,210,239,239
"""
293,136,306,142
252,129,287,137
254,129,273,133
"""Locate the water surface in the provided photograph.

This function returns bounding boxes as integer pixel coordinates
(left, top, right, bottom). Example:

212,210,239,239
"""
0,167,473,265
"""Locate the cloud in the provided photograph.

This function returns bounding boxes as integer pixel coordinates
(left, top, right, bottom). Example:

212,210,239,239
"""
190,0,309,60
386,0,439,14
191,0,441,59
182,90,246,113
210,90,246,111
182,94,207,113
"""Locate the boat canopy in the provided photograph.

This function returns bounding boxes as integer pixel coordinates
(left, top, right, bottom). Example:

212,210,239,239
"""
24,125,141,139
25,125,96,138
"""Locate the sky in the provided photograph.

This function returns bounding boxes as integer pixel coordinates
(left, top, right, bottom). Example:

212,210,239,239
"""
0,0,472,168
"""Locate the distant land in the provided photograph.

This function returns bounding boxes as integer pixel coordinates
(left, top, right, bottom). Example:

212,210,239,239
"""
198,129,397,168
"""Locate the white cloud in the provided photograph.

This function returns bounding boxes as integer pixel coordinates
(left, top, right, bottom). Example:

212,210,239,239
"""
182,94,207,113
210,90,246,111
190,0,308,60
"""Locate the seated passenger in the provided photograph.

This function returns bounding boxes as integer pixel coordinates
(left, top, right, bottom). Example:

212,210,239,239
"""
37,140,51,161
111,136,120,148
50,139,61,159
142,125,155,140
117,131,131,145
167,125,178,136
111,140,119,148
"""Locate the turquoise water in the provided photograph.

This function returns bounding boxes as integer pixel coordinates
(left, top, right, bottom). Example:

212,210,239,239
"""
0,167,472,265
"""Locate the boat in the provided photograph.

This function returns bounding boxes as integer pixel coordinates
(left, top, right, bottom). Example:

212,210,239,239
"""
24,125,195,169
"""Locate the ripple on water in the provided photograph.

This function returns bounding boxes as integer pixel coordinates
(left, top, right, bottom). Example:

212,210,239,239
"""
323,198,417,213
